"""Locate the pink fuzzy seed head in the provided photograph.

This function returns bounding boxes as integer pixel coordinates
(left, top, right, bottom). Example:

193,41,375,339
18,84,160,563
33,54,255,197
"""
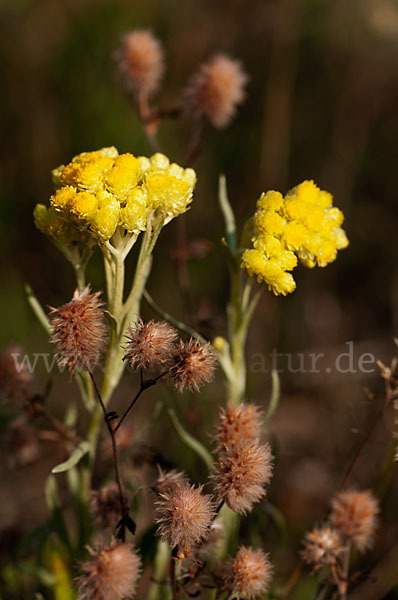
118,29,164,97
49,286,107,376
216,545,273,599
213,440,273,515
155,481,216,556
77,539,141,600
330,489,379,552
123,319,177,371
171,338,217,393
184,54,248,128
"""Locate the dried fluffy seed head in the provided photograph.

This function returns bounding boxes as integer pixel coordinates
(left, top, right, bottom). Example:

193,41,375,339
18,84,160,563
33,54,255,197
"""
155,482,216,555
118,29,164,97
49,287,107,376
301,526,343,570
217,546,273,599
155,467,188,496
213,441,273,515
330,490,379,552
77,540,141,600
0,344,35,405
215,402,263,449
184,54,248,128
171,339,217,393
123,320,177,370
90,482,131,529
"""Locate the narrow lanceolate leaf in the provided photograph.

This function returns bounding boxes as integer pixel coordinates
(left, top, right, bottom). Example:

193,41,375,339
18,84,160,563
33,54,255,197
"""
25,284,51,335
51,441,90,474
168,408,213,471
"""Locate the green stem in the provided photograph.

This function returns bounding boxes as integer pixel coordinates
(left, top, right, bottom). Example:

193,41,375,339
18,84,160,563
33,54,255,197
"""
228,267,247,405
147,541,172,600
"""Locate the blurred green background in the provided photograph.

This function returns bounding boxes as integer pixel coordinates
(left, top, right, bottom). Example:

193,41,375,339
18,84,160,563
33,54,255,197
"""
1,0,398,597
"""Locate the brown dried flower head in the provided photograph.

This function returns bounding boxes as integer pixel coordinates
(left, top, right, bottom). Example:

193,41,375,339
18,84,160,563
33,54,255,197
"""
215,402,263,449
0,344,35,405
301,525,343,570
171,338,217,393
118,29,164,97
184,54,248,128
90,482,131,529
217,546,273,599
213,441,273,515
49,287,107,376
123,320,177,370
330,489,379,552
155,467,188,496
77,539,141,600
155,481,216,556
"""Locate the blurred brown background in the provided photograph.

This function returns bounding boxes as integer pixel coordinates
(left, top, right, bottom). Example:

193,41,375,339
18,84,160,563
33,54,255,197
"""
1,0,398,597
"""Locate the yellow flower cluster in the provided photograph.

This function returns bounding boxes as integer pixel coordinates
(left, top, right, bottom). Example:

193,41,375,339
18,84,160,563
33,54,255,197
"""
241,181,349,295
34,148,196,244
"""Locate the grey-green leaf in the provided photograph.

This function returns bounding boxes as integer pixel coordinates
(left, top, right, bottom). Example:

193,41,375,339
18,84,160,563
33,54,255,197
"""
168,409,213,471
51,441,90,474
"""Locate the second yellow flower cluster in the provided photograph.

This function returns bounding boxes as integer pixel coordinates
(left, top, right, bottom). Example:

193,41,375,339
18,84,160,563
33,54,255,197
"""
241,180,349,295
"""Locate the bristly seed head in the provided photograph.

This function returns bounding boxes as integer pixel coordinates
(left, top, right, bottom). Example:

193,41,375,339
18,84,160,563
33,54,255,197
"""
49,286,107,376
155,466,188,496
214,402,263,450
77,539,141,600
171,338,217,393
155,481,216,555
183,54,248,128
123,319,178,371
301,525,344,571
329,489,379,552
117,29,164,98
216,546,273,599
212,440,273,515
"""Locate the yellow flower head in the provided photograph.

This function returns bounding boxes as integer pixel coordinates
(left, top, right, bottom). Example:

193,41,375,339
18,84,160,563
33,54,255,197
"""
34,204,91,245
242,180,349,295
105,153,141,200
145,169,195,218
257,190,284,212
61,150,115,192
255,209,284,237
35,147,196,245
121,187,150,234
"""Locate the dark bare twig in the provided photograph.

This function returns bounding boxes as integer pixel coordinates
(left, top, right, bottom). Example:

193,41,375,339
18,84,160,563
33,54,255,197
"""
89,371,128,541
115,367,171,433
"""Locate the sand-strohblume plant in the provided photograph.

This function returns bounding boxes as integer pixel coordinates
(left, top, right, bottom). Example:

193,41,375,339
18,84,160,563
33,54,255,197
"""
4,21,392,600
